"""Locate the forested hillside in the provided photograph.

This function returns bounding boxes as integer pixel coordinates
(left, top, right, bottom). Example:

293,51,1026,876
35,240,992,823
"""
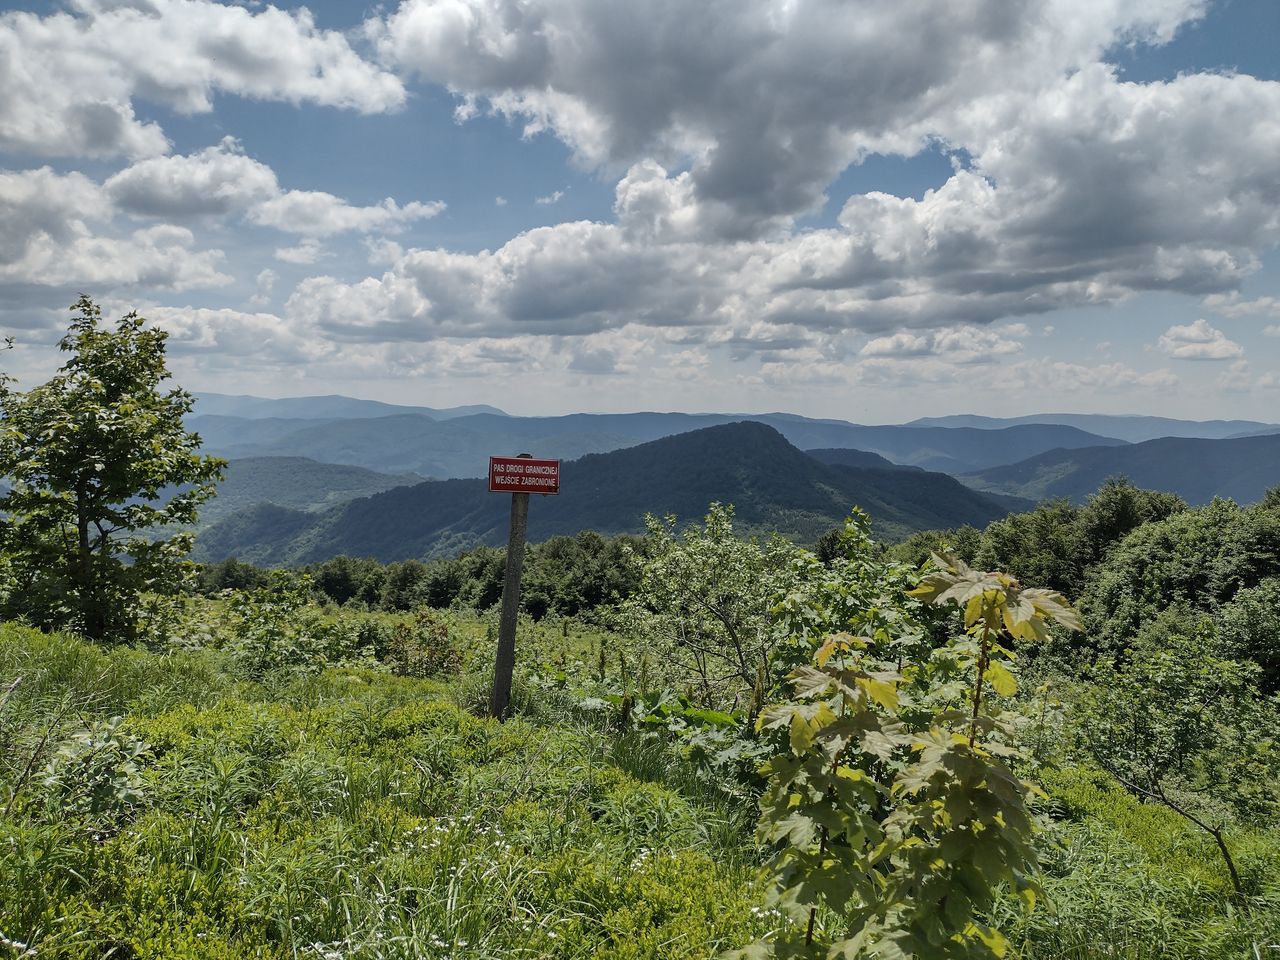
962,433,1280,504
193,421,1016,565
196,457,423,524
908,412,1278,441
194,392,504,420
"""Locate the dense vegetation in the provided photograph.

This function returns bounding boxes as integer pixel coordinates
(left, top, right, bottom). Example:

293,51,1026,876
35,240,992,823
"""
1,305,1277,958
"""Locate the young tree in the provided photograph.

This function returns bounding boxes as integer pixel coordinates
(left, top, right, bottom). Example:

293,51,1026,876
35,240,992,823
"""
1076,628,1279,897
743,549,1079,958
629,503,800,703
0,297,224,641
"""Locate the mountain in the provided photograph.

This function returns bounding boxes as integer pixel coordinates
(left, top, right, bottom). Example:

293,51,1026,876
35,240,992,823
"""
198,457,423,524
188,409,1124,479
746,422,1125,472
195,422,1016,565
187,413,671,479
907,413,1279,443
193,392,505,421
806,448,912,470
962,434,1280,505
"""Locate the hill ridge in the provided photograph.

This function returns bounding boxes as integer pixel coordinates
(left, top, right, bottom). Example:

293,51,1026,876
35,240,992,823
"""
962,433,1280,505
195,421,1014,565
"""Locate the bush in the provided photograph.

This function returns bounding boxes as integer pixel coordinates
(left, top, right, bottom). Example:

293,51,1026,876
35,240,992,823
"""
385,609,462,679
41,716,149,830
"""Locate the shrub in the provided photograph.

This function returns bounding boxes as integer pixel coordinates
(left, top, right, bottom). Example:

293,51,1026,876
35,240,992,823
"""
385,608,462,679
41,716,149,829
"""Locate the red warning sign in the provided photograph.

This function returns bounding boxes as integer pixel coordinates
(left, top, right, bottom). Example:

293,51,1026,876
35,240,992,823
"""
488,456,560,495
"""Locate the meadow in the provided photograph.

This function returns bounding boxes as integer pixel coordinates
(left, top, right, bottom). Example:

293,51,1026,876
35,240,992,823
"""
1,580,1275,959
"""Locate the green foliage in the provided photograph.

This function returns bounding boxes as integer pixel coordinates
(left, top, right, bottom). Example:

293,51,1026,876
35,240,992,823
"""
306,554,386,607
1072,478,1186,569
1216,577,1280,694
284,532,646,621
198,556,272,594
0,297,224,641
742,541,1079,959
223,574,378,680
0,626,770,960
628,504,801,701
40,716,149,829
521,531,644,618
1008,766,1280,958
1073,628,1279,895
974,499,1083,595
1082,496,1280,652
971,480,1186,596
889,526,983,571
385,608,462,679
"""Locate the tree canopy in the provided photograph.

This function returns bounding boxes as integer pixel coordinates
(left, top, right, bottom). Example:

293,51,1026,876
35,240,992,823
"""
0,297,223,640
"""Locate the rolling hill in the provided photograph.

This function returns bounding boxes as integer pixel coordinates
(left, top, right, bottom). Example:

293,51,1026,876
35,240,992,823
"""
193,392,504,421
198,457,423,524
908,413,1279,443
805,448,908,470
188,409,1124,479
194,422,1016,566
962,434,1280,505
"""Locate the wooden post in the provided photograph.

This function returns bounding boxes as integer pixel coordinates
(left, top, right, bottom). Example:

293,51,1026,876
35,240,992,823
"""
489,455,532,719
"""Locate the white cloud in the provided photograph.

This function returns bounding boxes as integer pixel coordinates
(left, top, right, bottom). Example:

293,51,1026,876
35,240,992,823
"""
1217,359,1253,393
250,192,445,237
274,240,324,264
535,190,565,206
860,332,932,357
1018,360,1180,393
285,61,1280,351
105,137,278,218
284,218,723,341
1203,293,1280,319
371,0,1207,237
1,141,439,303
249,268,276,306
1157,318,1244,360
1266,324,1280,337
143,304,322,364
859,325,1024,363
106,138,445,236
0,0,404,159
0,167,229,292
495,196,507,206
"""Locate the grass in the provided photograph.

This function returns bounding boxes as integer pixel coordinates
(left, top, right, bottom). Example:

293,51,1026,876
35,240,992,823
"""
0,617,1276,959
0,622,774,959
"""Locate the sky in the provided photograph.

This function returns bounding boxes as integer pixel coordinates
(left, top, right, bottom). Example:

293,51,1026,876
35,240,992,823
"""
1,0,1278,423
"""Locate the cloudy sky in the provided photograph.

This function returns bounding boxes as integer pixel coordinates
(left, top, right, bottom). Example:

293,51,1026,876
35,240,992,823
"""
1,0,1278,422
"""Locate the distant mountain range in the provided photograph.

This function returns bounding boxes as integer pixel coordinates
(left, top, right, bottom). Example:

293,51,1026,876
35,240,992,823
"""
174,393,1280,565
962,434,1280,505
194,422,1016,565
188,408,1123,479
908,413,1280,443
193,392,505,421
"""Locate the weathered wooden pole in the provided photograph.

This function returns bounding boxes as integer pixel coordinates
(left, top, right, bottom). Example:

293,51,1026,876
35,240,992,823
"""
486,451,559,719
490,454,532,718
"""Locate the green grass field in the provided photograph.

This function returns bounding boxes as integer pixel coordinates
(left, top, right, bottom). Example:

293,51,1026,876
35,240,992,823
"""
1,616,1276,959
